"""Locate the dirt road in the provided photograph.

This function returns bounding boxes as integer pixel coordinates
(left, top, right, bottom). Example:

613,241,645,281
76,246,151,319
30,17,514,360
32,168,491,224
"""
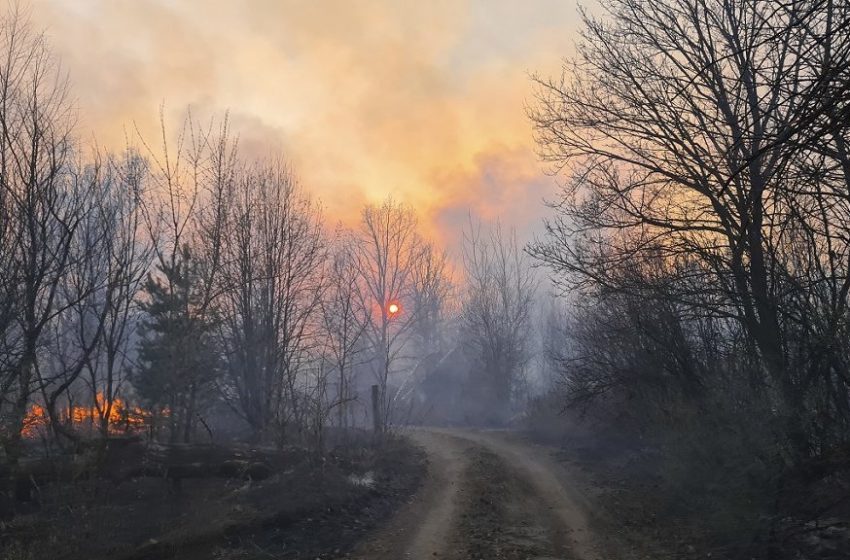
346,428,603,560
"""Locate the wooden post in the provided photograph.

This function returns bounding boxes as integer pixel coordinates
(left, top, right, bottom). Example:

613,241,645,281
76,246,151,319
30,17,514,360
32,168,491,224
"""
371,384,381,435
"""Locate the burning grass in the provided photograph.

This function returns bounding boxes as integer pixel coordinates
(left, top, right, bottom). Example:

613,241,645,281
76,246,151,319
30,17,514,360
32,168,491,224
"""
21,393,152,439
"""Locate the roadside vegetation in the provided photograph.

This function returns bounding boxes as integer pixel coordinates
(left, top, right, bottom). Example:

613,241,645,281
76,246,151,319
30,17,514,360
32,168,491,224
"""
526,0,850,557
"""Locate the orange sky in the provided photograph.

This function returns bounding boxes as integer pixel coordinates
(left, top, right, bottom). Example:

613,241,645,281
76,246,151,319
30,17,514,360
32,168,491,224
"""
31,0,583,247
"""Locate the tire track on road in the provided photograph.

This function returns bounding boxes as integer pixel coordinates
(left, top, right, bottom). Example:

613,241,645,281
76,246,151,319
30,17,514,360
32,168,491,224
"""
344,428,602,560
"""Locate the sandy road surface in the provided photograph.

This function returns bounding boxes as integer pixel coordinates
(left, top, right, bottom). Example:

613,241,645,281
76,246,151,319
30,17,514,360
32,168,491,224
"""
345,428,603,560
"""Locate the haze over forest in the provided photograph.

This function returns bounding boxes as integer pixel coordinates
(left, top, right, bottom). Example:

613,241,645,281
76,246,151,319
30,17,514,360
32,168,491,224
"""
3,1,850,559
30,0,587,246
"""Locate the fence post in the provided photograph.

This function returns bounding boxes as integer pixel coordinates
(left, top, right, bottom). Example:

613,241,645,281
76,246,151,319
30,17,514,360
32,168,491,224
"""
371,384,381,435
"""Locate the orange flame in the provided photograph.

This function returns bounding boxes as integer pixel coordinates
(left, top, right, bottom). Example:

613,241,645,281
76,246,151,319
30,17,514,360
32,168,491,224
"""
21,393,152,438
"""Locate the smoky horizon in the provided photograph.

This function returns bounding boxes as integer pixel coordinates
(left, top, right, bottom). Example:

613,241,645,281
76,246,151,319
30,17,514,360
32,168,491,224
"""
2,1,850,559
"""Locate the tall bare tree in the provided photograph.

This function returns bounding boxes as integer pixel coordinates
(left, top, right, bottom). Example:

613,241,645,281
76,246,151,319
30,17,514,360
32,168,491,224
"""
353,199,422,432
216,161,326,442
0,7,89,464
35,159,121,444
82,150,153,437
530,0,850,455
462,220,537,423
320,235,367,430
410,242,453,359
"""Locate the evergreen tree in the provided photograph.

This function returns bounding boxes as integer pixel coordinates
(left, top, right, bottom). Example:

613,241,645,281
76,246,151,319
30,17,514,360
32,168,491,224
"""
134,246,218,443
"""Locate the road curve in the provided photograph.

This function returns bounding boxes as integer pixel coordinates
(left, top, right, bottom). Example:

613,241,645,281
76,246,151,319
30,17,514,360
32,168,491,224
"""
345,427,603,560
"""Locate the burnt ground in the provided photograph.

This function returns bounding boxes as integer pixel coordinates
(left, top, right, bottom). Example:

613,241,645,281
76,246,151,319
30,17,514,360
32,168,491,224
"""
16,427,846,560
548,440,702,560
548,437,850,560
1,437,426,560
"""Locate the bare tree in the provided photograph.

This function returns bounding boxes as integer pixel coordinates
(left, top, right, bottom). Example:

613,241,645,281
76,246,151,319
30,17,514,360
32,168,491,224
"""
35,159,116,445
353,199,422,432
462,219,537,424
82,150,153,437
410,242,453,359
22,153,153,445
320,235,367,430
529,0,850,455
137,108,206,275
0,6,88,465
215,160,326,443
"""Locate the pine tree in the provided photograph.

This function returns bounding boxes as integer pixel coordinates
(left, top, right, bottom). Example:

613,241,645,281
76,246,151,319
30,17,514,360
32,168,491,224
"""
134,246,217,443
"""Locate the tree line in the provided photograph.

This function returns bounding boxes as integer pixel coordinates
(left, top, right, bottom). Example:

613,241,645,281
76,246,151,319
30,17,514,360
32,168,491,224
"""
0,6,538,476
530,0,850,548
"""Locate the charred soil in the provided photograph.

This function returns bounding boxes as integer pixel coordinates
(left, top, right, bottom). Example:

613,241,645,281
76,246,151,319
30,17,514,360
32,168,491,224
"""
546,434,850,560
1,436,426,560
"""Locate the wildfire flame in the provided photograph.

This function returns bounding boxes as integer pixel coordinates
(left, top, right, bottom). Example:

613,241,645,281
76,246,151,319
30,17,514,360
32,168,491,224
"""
22,393,151,438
